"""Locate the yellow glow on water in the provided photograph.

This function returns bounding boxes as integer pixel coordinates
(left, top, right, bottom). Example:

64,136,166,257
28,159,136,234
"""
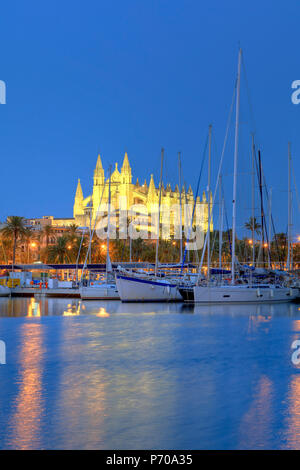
27,298,41,317
63,301,81,316
96,307,110,318
7,323,44,449
283,375,300,448
238,375,273,448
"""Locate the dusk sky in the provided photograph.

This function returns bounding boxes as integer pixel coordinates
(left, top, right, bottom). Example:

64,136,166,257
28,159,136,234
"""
0,0,299,236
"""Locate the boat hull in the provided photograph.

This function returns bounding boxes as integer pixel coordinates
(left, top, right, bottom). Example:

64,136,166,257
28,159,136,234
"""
193,285,298,303
0,286,10,297
178,286,194,302
80,285,119,300
116,275,182,302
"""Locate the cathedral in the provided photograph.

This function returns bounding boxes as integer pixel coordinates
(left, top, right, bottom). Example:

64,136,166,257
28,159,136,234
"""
73,152,211,236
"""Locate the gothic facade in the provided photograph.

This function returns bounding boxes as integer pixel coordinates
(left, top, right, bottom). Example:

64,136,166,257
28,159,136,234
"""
73,152,212,236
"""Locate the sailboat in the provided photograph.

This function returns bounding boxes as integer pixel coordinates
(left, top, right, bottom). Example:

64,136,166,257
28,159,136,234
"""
116,148,182,302
193,48,298,304
0,285,10,297
80,164,119,300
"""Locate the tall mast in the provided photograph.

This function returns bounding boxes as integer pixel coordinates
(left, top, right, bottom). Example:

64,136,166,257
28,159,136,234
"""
231,48,242,284
287,142,292,271
207,124,212,281
155,148,164,276
106,165,112,283
251,133,256,266
178,151,183,264
268,187,272,269
219,175,224,269
258,150,265,268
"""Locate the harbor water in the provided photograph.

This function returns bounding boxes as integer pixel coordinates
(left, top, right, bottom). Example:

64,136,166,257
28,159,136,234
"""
0,297,300,449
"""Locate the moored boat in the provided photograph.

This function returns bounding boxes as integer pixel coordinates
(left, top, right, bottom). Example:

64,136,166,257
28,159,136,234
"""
116,272,182,302
193,284,298,304
0,285,10,297
80,283,119,300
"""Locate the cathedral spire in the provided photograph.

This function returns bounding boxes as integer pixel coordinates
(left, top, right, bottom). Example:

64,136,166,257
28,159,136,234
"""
75,178,83,199
121,151,130,171
95,154,103,172
121,151,132,184
148,174,156,193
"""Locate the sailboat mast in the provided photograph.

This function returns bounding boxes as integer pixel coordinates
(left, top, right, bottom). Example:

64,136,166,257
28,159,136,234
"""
258,150,265,268
178,151,183,264
268,187,272,269
207,124,212,281
251,133,256,266
287,142,292,271
155,148,164,276
231,48,242,285
106,165,112,282
219,175,223,269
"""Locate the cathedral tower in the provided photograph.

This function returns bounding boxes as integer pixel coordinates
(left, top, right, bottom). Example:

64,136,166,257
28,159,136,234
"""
73,179,84,218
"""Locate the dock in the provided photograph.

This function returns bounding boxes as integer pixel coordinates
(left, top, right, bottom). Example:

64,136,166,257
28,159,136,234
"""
11,287,81,298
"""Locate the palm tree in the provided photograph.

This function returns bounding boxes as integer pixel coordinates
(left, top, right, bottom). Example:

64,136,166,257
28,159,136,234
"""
1,216,26,269
67,224,78,241
244,217,261,236
42,224,54,248
22,227,35,263
47,236,72,264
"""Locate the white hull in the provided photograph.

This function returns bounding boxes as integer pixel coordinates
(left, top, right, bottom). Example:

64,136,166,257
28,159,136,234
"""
80,285,119,300
116,275,182,302
0,286,10,297
193,285,298,303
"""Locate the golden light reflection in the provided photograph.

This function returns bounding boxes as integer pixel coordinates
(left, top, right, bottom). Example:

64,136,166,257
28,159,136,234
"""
283,375,300,449
238,375,273,449
7,323,44,449
63,301,81,316
293,320,300,332
96,307,110,318
27,298,41,318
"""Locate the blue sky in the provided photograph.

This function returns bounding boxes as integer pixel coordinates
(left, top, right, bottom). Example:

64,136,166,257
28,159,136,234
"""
0,0,299,236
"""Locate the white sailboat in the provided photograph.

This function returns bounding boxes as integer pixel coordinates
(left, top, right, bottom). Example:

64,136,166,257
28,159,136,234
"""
116,148,182,302
80,164,119,300
193,48,298,304
0,285,10,297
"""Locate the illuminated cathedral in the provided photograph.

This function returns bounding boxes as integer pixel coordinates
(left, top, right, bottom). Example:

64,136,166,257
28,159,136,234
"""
73,152,212,235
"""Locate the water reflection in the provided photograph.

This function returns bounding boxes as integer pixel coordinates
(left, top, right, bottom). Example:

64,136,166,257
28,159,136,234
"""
0,299,300,448
0,297,299,319
6,322,44,449
284,374,300,449
238,376,274,449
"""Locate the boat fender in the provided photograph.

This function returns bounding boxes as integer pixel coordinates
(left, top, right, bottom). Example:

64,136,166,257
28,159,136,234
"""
167,286,170,295
270,288,274,298
290,288,293,297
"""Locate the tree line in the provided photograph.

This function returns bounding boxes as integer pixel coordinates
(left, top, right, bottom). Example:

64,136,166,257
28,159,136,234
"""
0,216,298,268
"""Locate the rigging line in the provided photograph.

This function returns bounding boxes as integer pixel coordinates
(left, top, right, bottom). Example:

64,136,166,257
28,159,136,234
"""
220,178,232,256
291,157,300,212
198,81,237,278
241,53,257,138
80,177,108,281
180,133,209,274
260,156,284,266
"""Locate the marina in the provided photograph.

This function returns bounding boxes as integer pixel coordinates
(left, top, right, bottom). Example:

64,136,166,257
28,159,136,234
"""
1,297,300,449
0,0,299,453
